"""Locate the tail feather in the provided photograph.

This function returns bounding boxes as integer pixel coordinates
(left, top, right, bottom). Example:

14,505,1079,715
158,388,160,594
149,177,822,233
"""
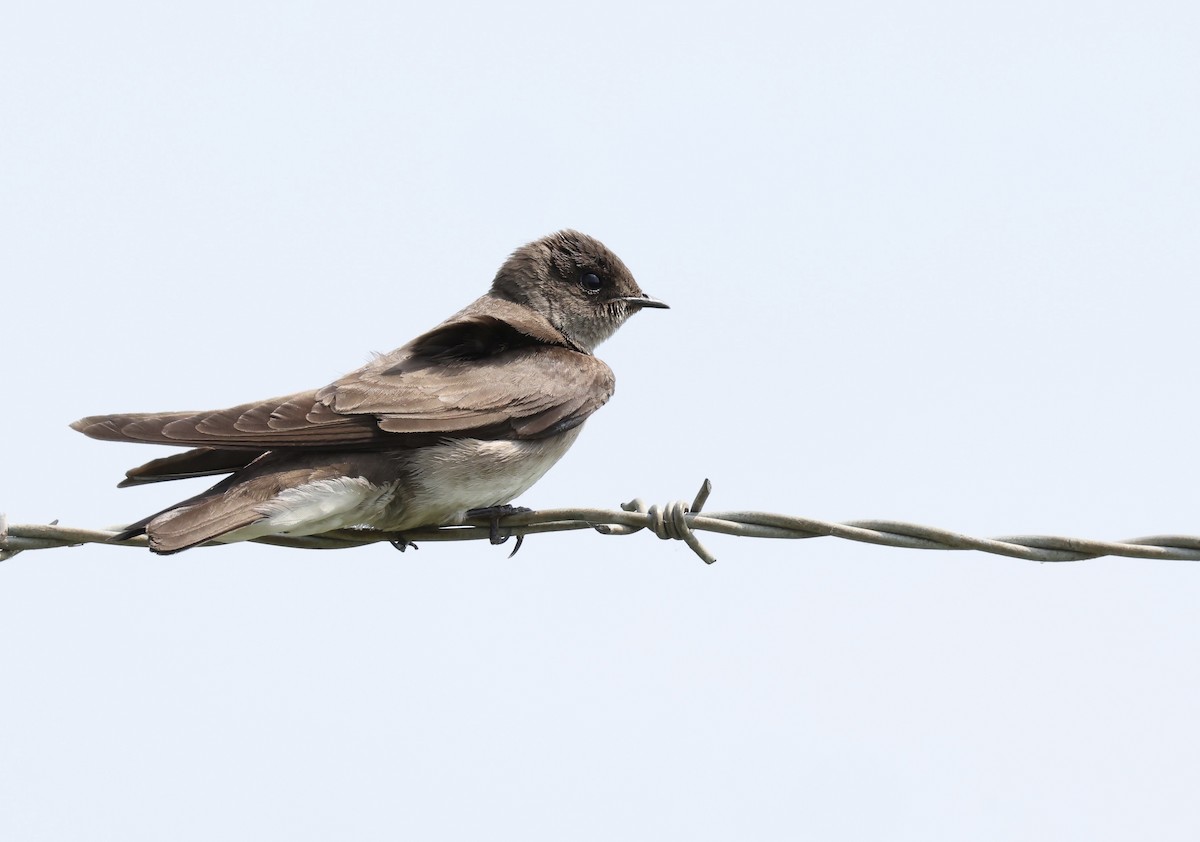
111,480,271,554
111,515,155,543
146,499,265,554
118,447,264,487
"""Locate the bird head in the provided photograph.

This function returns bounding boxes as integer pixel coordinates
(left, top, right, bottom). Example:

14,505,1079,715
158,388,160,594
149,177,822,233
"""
490,230,668,352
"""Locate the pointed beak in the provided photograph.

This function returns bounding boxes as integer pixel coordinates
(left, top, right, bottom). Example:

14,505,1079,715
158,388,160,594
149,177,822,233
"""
620,293,669,310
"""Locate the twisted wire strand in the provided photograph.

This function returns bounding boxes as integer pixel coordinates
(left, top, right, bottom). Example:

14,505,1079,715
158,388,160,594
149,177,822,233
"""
4,481,1200,564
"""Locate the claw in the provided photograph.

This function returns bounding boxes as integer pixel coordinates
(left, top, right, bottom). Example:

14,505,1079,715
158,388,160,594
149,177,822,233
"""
465,505,531,556
507,534,525,558
389,537,419,552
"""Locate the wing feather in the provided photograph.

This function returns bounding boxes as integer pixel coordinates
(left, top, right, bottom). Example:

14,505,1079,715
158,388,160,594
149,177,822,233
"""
71,308,614,450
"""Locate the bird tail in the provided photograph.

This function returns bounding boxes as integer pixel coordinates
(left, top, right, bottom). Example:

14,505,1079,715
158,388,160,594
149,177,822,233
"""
117,447,264,487
142,498,265,554
108,482,262,554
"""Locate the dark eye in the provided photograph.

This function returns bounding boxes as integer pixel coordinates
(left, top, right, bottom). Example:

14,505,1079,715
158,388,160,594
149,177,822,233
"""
580,272,603,293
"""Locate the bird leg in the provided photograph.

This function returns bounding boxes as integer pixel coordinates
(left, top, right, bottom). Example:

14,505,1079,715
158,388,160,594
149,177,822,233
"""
389,537,419,552
465,505,531,557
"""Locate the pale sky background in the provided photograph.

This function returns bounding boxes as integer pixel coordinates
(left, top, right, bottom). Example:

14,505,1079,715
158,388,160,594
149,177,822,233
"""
3,1,1199,839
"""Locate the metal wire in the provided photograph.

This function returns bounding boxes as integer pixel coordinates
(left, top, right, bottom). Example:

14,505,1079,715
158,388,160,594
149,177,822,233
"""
4,480,1200,564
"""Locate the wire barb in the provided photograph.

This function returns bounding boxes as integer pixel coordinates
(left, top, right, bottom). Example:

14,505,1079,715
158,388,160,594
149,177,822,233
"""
5,480,1200,565
595,479,717,563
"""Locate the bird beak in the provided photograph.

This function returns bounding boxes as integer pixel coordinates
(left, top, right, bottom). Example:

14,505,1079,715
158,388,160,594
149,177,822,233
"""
621,294,669,310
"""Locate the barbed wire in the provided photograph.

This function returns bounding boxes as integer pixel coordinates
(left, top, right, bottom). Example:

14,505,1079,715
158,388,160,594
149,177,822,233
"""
4,480,1200,565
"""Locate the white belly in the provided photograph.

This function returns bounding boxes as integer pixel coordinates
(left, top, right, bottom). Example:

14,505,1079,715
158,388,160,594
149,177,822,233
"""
392,427,584,530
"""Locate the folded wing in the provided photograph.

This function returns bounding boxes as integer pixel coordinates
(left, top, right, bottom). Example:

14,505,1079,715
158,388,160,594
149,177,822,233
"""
71,314,615,451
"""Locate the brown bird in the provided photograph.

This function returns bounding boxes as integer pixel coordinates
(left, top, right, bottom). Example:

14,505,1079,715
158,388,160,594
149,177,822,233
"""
71,230,667,554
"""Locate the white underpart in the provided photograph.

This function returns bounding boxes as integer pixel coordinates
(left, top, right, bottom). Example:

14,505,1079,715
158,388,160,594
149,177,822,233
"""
395,427,584,531
216,477,398,544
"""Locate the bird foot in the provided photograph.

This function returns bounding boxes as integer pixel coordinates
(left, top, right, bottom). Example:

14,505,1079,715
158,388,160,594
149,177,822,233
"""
389,537,419,552
465,505,531,557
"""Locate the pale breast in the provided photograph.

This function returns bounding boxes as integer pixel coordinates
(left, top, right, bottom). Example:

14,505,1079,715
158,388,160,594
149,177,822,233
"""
387,426,585,531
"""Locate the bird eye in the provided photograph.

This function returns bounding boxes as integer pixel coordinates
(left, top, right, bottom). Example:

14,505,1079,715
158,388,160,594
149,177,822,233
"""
580,272,603,293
